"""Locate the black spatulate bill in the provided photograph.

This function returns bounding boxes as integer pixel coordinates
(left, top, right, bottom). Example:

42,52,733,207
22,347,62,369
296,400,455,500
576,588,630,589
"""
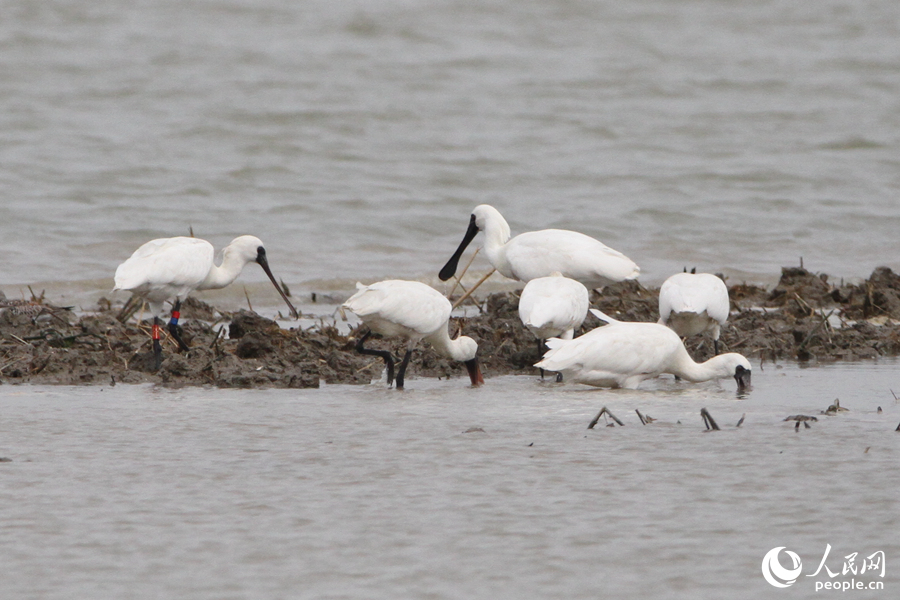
439,214,480,281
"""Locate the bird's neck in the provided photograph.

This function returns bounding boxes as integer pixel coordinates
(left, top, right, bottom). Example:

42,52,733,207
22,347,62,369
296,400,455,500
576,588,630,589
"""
669,349,732,382
198,249,249,290
427,327,469,362
481,212,513,277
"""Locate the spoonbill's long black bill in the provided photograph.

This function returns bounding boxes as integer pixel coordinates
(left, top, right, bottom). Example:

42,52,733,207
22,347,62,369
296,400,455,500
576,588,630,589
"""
256,249,300,319
735,365,752,392
439,214,479,281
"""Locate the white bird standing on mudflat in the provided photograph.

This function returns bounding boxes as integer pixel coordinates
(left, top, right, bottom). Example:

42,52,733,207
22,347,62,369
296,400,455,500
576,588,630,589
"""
439,204,640,289
518,273,589,380
658,272,730,354
343,280,484,390
535,309,751,391
114,235,298,369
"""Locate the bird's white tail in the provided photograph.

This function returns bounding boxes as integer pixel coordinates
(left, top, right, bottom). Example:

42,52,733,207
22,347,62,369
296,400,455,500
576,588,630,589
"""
543,337,570,351
589,308,620,324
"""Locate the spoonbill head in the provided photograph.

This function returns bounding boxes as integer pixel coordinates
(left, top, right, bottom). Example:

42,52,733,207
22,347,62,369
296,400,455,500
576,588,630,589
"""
658,272,730,353
439,204,640,289
342,280,484,389
535,309,751,391
114,235,298,369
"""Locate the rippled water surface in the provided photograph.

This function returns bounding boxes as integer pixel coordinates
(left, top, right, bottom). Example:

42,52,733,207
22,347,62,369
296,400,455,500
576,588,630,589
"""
1,362,898,599
1,0,899,306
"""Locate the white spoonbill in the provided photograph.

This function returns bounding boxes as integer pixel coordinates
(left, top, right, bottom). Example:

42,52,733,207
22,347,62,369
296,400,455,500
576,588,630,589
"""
439,205,640,289
518,273,589,380
114,235,298,369
535,309,751,391
342,280,484,390
658,272,730,354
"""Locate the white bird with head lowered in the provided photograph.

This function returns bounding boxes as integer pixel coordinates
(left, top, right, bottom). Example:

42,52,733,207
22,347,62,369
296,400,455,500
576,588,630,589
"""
114,235,298,369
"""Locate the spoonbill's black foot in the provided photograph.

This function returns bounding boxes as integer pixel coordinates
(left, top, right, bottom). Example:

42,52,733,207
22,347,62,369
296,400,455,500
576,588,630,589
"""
555,372,563,383
396,349,413,390
168,322,190,352
355,329,396,386
167,300,190,352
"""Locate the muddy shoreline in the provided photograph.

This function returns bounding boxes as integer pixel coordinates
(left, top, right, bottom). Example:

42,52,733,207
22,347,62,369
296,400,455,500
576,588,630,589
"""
3,266,900,388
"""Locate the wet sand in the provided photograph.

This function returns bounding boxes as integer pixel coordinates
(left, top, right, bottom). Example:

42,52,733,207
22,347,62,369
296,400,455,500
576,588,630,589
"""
3,266,900,388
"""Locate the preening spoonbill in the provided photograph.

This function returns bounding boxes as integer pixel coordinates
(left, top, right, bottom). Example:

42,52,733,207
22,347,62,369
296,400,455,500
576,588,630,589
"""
535,309,751,391
439,205,640,289
342,280,484,390
114,235,298,369
658,272,730,354
518,273,589,380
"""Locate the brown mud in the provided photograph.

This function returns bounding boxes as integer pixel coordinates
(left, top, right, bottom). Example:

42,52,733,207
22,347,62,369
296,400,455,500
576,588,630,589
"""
3,266,900,388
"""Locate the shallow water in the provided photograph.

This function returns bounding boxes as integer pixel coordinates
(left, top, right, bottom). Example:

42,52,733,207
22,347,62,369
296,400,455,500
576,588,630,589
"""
1,361,897,599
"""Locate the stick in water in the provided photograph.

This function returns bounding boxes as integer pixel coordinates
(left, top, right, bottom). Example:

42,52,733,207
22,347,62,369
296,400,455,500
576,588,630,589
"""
588,406,624,429
701,408,720,431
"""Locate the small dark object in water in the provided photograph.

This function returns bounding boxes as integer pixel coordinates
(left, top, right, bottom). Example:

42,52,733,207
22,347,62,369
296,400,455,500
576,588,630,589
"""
701,408,719,431
784,414,818,430
0,457,11,463
635,409,646,425
588,406,624,429
823,398,849,415
877,406,882,414
736,413,746,428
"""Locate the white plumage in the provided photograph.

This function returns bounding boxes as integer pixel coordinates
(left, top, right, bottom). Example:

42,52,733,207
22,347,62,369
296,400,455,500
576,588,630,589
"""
114,235,297,317
439,205,640,289
114,235,298,369
518,274,589,341
342,280,484,389
535,309,751,390
658,272,730,352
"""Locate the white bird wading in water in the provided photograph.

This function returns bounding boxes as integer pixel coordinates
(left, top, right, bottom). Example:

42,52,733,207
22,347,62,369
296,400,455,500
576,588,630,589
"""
439,204,640,289
517,273,589,381
342,280,484,390
658,271,730,354
535,309,751,391
114,235,298,369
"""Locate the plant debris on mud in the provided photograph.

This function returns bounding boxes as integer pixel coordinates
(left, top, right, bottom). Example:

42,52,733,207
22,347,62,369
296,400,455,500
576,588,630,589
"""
3,266,900,388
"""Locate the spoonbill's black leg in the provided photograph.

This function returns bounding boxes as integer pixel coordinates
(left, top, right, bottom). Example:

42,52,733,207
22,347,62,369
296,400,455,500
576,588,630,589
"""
537,339,546,380
714,339,720,355
168,300,190,352
556,372,563,383
356,329,395,386
396,349,413,390
152,316,163,370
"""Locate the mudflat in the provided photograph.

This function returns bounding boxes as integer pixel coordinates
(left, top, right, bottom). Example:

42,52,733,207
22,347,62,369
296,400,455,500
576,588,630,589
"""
2,266,900,388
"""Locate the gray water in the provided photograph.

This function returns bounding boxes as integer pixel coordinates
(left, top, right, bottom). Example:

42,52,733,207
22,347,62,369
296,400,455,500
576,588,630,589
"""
1,1,899,597
1,363,898,599
2,0,900,306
